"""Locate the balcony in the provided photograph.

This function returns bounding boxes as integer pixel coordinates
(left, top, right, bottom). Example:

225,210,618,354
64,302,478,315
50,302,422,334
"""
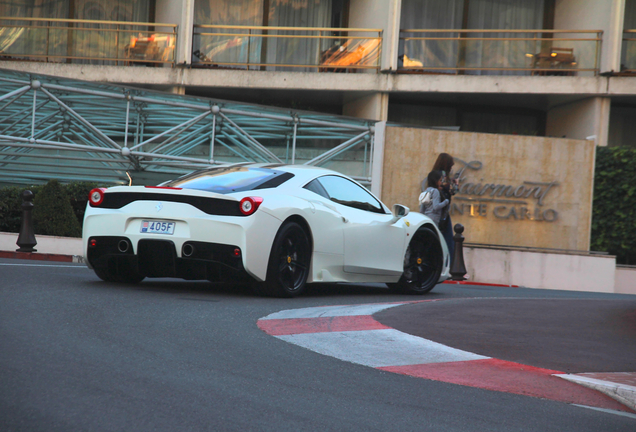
0,17,177,66
192,25,382,72
398,29,602,76
621,30,636,73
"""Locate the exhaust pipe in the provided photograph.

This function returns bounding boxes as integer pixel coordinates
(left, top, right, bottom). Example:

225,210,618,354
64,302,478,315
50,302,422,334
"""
118,239,130,253
182,243,195,257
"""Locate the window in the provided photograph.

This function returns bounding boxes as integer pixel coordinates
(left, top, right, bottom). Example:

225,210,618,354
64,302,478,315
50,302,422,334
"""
163,167,293,194
193,0,348,71
304,179,329,199
308,175,385,214
399,0,549,76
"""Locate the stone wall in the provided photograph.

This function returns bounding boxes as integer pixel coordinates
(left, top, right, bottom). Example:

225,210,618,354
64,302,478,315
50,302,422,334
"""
381,127,595,251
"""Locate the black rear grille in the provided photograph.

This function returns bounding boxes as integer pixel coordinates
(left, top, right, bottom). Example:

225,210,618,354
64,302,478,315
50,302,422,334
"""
137,240,177,277
97,192,243,216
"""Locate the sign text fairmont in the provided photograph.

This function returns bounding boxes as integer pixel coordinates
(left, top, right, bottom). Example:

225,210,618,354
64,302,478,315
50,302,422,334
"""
450,159,559,222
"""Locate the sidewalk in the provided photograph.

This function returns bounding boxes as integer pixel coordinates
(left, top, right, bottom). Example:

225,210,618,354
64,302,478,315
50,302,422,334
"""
0,232,84,263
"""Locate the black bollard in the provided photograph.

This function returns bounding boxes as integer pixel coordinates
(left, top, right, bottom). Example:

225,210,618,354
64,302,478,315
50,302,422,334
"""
449,223,466,281
16,190,37,253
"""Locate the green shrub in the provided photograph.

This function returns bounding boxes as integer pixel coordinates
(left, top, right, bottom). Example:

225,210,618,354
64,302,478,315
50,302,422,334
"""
32,180,82,238
64,181,99,227
0,181,99,237
0,185,42,233
591,147,636,265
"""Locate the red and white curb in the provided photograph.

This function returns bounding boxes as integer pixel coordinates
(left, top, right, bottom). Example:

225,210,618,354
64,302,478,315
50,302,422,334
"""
556,373,636,412
258,301,634,413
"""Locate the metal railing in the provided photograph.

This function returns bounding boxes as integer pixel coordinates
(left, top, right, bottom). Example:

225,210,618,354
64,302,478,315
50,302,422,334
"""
0,17,177,66
192,25,382,72
621,30,636,73
399,29,602,76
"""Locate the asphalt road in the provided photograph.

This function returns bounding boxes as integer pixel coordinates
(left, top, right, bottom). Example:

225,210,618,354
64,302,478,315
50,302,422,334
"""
375,298,636,373
1,258,635,432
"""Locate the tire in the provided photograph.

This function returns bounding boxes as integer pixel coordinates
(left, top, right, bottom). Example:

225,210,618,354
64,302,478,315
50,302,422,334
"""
255,222,311,298
388,226,443,295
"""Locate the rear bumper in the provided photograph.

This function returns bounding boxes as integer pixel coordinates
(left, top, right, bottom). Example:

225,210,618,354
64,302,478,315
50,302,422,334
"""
87,236,247,281
82,203,282,281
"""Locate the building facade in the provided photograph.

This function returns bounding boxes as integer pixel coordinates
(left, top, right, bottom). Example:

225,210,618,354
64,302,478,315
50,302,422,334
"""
1,0,635,149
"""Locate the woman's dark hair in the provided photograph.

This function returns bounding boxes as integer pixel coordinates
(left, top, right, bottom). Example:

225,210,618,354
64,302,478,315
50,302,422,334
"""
432,153,454,173
427,170,443,188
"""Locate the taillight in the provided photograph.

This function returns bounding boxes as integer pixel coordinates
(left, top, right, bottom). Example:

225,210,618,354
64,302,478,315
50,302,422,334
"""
239,197,263,216
88,188,106,206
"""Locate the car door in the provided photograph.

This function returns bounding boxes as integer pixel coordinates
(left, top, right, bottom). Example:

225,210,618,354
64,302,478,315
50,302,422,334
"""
314,175,406,276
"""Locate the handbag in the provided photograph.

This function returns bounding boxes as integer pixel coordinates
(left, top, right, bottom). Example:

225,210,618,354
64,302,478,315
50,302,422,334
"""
419,190,432,206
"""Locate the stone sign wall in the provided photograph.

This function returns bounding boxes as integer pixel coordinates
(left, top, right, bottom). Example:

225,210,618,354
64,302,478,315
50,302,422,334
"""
381,127,595,251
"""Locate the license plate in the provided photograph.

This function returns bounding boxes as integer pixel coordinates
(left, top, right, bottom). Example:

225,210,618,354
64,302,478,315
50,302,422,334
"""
140,220,175,235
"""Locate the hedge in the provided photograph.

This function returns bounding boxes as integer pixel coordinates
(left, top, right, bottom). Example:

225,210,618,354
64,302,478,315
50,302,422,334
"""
0,181,97,237
33,180,82,238
590,147,636,265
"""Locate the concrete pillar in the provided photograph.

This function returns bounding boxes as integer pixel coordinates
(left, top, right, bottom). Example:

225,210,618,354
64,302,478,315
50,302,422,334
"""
371,121,386,198
554,0,626,73
343,92,389,121
546,97,611,146
348,0,402,72
156,0,195,65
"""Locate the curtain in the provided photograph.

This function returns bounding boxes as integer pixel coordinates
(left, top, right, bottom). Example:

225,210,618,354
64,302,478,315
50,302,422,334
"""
266,0,333,71
0,1,151,64
399,0,544,74
193,0,333,70
622,0,636,70
0,0,69,60
72,0,152,64
399,0,464,71
193,0,263,66
465,0,544,75
625,0,636,28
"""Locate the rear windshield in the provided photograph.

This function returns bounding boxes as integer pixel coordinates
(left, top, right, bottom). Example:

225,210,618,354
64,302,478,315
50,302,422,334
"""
162,167,293,194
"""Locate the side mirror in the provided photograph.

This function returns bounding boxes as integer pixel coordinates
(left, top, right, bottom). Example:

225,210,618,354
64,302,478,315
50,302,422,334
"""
391,204,410,222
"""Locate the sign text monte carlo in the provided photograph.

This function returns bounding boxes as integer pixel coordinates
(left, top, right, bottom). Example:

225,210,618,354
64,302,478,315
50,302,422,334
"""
450,159,559,222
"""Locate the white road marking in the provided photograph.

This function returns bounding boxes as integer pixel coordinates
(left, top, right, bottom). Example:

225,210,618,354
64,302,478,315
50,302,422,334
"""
261,303,406,320
277,328,489,368
572,405,636,420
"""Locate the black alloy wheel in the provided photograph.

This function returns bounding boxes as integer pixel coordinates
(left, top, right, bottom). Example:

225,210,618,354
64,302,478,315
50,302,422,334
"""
258,222,311,297
388,226,443,294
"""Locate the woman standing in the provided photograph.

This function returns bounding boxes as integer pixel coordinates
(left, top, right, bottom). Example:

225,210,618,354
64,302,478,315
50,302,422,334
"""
420,170,449,227
430,153,457,262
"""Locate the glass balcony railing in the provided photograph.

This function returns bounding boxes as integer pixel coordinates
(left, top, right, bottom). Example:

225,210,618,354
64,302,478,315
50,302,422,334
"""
398,29,602,76
0,17,177,66
621,30,636,73
192,25,382,72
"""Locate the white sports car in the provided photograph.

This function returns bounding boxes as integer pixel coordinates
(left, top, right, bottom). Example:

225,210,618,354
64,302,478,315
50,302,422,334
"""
83,164,450,297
